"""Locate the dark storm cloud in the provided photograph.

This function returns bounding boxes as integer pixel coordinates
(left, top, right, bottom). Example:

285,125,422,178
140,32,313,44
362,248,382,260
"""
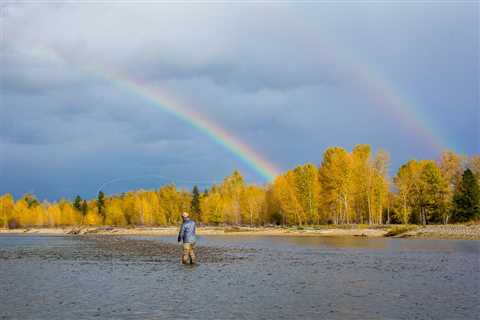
0,2,478,200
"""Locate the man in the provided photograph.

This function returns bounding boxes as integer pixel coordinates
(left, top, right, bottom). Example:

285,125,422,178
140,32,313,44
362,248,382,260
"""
177,211,196,265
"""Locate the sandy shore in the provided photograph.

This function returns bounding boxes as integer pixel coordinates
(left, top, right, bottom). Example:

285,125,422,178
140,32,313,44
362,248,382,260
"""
1,224,479,240
0,226,387,237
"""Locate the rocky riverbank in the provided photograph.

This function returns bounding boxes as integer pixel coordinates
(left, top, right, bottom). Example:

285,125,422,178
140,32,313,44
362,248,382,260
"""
1,224,479,240
395,224,480,240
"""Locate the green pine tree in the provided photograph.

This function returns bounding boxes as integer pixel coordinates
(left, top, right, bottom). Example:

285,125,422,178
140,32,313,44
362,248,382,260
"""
191,185,201,220
22,193,39,208
452,169,480,222
73,195,82,212
97,191,106,224
81,200,88,220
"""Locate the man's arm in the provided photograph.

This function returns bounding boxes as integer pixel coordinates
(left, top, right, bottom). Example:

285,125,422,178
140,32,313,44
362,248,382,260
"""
177,222,184,243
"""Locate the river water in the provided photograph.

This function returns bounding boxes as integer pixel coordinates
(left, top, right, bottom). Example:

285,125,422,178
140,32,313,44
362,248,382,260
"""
0,234,478,319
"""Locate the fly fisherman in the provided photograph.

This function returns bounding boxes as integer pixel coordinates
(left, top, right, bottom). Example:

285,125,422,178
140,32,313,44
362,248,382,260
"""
177,212,196,265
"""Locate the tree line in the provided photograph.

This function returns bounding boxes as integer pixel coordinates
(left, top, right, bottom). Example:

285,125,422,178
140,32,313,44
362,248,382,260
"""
1,145,479,228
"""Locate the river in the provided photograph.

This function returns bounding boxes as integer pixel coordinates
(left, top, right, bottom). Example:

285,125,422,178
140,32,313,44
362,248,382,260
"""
0,234,478,319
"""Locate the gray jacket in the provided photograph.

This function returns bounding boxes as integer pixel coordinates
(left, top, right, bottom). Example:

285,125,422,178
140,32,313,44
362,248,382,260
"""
177,218,196,243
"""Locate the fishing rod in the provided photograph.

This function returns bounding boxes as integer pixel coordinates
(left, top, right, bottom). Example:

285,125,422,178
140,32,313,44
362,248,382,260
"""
96,174,222,195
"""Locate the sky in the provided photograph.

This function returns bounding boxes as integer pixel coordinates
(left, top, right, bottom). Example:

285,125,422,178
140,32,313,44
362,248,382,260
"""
1,1,478,200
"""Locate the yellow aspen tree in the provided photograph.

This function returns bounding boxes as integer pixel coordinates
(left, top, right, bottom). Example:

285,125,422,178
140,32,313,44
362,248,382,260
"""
105,198,126,226
58,200,80,226
265,185,281,225
46,203,62,227
394,160,421,224
372,150,390,224
468,155,480,182
32,203,47,227
220,170,245,225
351,144,372,224
157,185,189,225
272,172,303,225
200,190,225,225
133,194,146,225
318,147,353,224
0,194,14,228
154,204,167,226
417,160,449,224
145,191,160,226
85,203,102,226
178,190,193,215
240,185,266,226
438,151,464,223
121,193,137,225
15,194,39,227
293,164,320,225
394,160,447,224
142,196,154,226
13,199,29,228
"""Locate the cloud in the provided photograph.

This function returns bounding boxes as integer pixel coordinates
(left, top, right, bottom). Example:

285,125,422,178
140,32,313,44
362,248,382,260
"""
0,2,477,199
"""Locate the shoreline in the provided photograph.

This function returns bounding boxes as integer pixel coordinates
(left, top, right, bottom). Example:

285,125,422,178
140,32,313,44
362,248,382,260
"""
1,224,479,240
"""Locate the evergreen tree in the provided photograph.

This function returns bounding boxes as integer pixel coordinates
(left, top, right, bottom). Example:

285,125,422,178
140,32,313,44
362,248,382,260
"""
452,169,480,222
73,195,82,212
22,193,39,208
81,200,88,222
97,191,106,224
191,185,201,220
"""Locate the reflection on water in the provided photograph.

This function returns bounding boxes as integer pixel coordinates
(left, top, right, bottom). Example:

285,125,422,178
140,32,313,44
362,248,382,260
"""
1,234,479,320
149,234,480,253
0,234,71,248
287,236,390,250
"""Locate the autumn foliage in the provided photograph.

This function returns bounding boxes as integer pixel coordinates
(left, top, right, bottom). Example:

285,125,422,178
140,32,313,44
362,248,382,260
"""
1,146,479,228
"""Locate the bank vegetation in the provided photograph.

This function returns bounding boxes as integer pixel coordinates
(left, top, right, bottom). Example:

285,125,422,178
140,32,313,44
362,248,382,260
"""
1,146,479,229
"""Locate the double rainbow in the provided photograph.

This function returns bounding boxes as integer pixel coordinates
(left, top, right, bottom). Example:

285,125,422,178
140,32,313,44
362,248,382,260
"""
91,54,451,184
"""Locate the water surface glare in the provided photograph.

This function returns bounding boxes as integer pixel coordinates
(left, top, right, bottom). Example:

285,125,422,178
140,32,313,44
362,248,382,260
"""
0,234,478,319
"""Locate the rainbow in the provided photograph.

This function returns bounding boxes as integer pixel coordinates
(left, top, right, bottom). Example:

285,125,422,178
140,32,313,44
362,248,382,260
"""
88,45,452,184
327,45,450,153
346,61,448,152
93,69,279,182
